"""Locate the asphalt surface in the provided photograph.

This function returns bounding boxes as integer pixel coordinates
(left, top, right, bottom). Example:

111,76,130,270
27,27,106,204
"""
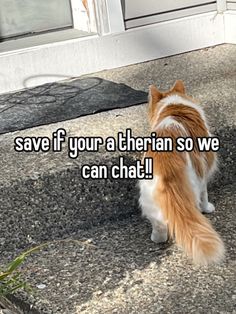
0,44,235,313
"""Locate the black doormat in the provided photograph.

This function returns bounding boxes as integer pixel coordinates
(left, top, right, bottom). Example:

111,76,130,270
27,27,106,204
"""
0,77,148,134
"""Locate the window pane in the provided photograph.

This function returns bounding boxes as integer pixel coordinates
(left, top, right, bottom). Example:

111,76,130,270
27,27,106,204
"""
0,0,73,39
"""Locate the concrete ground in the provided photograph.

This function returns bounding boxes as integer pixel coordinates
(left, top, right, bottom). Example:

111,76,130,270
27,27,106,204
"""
0,44,235,313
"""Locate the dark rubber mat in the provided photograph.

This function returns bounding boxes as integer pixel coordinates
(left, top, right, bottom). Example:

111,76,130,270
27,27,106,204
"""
0,77,147,134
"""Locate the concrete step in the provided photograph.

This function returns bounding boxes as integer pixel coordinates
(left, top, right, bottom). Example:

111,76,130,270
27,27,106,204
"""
0,106,235,259
0,44,235,313
10,189,236,314
0,103,148,258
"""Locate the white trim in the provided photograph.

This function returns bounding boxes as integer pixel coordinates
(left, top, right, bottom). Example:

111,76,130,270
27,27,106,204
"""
105,0,125,33
93,0,110,35
70,0,85,30
70,0,97,33
227,2,236,9
124,0,216,20
126,3,216,29
0,29,95,54
94,0,125,34
217,0,227,12
0,12,225,94
224,10,236,43
87,0,98,33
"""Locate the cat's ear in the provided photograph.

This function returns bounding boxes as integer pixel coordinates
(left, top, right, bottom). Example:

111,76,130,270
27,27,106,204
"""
172,80,185,94
149,85,162,104
148,85,162,124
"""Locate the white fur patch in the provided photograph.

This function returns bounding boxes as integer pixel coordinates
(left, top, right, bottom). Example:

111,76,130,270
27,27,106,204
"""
154,116,187,134
186,154,202,207
158,94,209,129
139,176,164,222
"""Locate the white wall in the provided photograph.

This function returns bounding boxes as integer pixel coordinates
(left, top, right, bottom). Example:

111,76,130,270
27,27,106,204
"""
0,12,225,94
0,0,235,94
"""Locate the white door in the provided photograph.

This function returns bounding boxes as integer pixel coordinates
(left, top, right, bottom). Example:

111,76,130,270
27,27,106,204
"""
122,0,217,28
227,0,236,9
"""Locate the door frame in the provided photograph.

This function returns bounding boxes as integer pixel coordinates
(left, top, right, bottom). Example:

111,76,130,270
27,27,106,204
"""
0,0,235,94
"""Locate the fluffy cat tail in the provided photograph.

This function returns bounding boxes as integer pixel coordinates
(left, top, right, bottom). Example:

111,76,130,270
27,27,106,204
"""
158,173,225,265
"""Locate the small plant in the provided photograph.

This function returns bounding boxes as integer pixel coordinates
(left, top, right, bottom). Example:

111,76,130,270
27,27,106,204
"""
0,239,94,298
0,246,40,297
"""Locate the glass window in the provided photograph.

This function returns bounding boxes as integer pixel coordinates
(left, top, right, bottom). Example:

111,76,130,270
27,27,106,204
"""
0,0,73,40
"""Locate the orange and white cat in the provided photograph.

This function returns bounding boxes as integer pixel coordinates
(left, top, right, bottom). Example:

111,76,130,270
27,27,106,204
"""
139,81,225,265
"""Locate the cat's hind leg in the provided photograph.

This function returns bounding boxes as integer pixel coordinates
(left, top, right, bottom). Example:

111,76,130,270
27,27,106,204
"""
200,183,215,214
149,217,168,243
139,178,168,243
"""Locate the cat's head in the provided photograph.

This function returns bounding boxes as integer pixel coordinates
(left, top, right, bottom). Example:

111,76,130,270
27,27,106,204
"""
148,80,186,123
149,80,186,104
